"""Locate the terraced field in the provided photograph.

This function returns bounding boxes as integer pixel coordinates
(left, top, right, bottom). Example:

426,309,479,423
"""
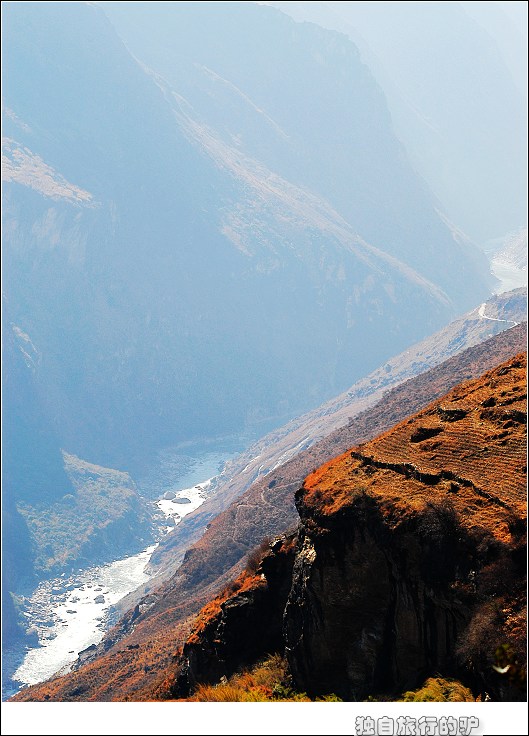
304,354,527,543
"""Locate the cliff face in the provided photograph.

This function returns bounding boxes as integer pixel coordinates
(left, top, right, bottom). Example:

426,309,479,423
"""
285,354,526,700
178,355,526,701
175,534,297,697
286,496,473,700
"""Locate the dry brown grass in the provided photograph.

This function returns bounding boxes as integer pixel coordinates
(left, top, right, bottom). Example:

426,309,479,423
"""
187,655,310,702
303,354,526,546
400,677,476,702
186,569,265,646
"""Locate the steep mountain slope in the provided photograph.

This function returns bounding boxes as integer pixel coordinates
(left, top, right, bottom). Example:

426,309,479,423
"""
2,313,71,647
13,325,526,701
145,288,526,580
459,1,528,101
284,353,527,701
100,0,490,300
267,0,527,242
2,0,489,482
2,310,155,656
174,354,526,702
144,324,527,612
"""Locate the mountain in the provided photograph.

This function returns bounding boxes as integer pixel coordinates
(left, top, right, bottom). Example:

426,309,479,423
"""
265,1,527,243
144,288,526,581
486,228,528,294
460,1,528,101
2,306,155,655
3,0,492,481
2,311,71,646
174,353,526,702
3,0,520,703
12,323,526,701
100,0,491,298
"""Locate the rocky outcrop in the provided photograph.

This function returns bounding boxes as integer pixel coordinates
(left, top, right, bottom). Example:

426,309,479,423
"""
284,354,526,700
175,534,297,697
177,354,526,702
284,494,472,699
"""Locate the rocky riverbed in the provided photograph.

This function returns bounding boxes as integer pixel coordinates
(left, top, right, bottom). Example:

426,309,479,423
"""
7,478,215,697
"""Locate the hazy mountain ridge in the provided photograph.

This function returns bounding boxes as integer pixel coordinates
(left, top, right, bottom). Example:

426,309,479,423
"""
3,1,477,476
17,452,155,578
157,75,452,301
265,1,527,242
101,0,491,302
2,0,491,476
2,310,157,656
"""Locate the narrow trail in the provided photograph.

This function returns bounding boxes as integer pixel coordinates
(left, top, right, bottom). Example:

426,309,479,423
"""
478,302,519,326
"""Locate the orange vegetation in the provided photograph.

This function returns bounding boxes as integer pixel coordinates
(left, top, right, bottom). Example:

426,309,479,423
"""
186,569,265,645
303,354,526,545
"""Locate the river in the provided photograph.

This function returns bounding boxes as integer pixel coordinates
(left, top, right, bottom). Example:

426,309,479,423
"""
7,446,241,699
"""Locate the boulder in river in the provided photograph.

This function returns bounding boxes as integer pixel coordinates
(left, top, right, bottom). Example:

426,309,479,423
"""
78,644,97,662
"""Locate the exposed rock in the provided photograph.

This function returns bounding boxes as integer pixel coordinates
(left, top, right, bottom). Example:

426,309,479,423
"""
284,494,471,699
176,355,527,702
284,355,526,701
410,426,443,443
94,595,105,604
77,644,97,663
176,534,297,697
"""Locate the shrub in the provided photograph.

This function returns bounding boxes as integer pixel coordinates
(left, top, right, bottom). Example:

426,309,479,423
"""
401,677,475,702
189,654,312,702
244,536,272,574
